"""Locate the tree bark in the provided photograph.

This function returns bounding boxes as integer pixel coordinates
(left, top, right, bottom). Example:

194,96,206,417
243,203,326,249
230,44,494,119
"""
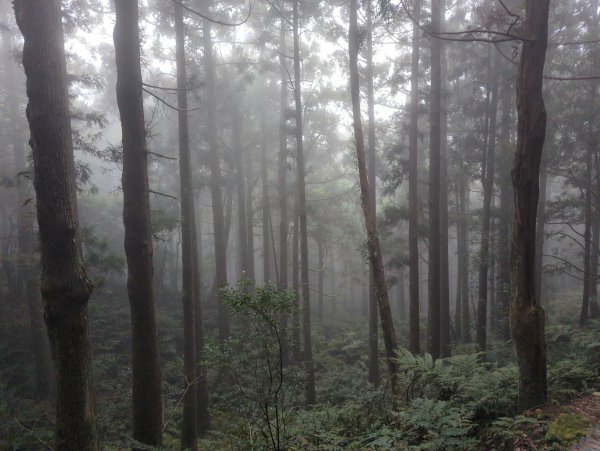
15,1,98,448
349,0,399,390
459,178,471,342
510,0,549,412
439,0,450,358
292,0,315,405
202,3,230,340
365,0,380,384
476,49,499,355
534,159,548,306
428,0,442,361
408,0,421,355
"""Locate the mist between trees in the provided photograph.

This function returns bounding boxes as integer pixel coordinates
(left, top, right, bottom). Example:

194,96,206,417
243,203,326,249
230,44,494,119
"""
1,0,600,450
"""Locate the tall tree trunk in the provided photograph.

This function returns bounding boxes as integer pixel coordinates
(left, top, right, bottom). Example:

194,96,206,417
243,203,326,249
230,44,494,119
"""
246,149,256,282
398,268,406,316
291,196,301,362
439,0,450,358
203,5,229,340
277,15,290,362
427,0,442,360
534,159,548,306
408,0,421,355
349,0,399,390
591,152,600,318
233,109,249,279
496,72,513,340
318,238,325,322
454,187,463,340
365,0,380,384
114,2,164,447
1,6,54,399
510,0,549,412
476,50,499,354
15,1,98,448
262,112,271,283
174,3,210,444
459,179,471,342
292,0,315,404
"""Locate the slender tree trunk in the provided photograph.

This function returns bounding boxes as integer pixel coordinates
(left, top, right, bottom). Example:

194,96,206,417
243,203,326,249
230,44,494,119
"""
408,0,421,355
439,0,450,357
318,239,325,322
476,50,499,354
365,0,380,384
454,187,463,340
398,268,406,316
278,15,290,362
510,0,549,412
581,140,593,327
496,73,513,340
349,0,399,390
291,196,301,362
591,152,600,318
233,109,249,280
428,0,442,361
292,0,315,405
534,159,548,306
459,179,471,342
203,5,229,340
246,150,256,282
262,112,271,283
15,1,98,448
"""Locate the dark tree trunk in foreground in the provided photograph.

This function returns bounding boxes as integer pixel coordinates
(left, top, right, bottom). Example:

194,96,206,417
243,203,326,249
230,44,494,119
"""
534,159,548,307
1,8,54,398
15,1,98,448
510,0,549,412
174,2,208,444
114,2,164,447
203,6,230,340
349,0,399,390
292,0,315,405
428,0,442,361
591,153,600,318
476,50,499,355
408,0,421,355
439,0,450,357
365,0,380,384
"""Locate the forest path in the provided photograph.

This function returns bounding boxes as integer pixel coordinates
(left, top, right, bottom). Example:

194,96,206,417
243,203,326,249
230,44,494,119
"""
569,392,600,450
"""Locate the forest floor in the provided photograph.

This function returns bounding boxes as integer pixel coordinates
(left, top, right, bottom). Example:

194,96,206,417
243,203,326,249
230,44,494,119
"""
517,392,600,450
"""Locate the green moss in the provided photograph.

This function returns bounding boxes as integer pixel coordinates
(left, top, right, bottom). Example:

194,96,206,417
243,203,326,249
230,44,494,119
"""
545,413,591,444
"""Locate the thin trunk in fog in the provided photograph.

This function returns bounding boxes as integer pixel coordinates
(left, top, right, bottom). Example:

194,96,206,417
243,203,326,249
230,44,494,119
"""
317,239,325,321
398,268,406,315
408,0,421,355
233,109,249,279
278,15,290,363
262,111,271,282
459,179,471,343
15,1,98,448
534,159,547,306
246,149,256,282
291,196,301,362
428,0,442,361
203,5,230,340
510,0,549,412
292,0,315,404
476,50,498,355
349,0,399,390
591,152,600,318
439,0,450,358
365,0,380,385
454,189,462,339
496,74,513,340
174,2,209,443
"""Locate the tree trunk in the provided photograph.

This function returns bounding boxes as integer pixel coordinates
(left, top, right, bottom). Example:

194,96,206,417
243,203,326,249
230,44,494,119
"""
510,0,549,412
439,0,450,358
15,1,98,448
365,0,380,384
246,149,256,282
591,151,600,318
292,0,316,405
318,239,325,322
233,110,249,281
454,187,463,340
349,0,399,390
398,268,406,316
408,0,421,355
203,4,230,340
114,2,164,447
291,196,301,362
496,73,513,340
459,179,471,342
534,160,548,306
476,49,499,355
1,6,54,399
428,0,442,361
